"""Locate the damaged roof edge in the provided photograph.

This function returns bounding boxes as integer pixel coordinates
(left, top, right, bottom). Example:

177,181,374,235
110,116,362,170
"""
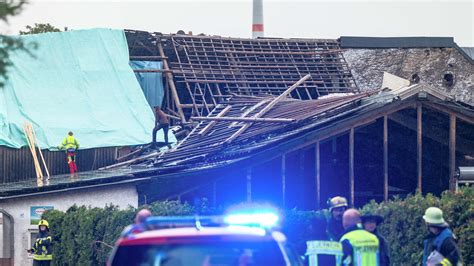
0,177,150,200
339,36,455,48
454,43,474,65
340,36,473,64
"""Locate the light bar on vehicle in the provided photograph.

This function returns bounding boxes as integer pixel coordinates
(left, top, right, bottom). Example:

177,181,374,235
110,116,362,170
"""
145,216,220,229
144,212,280,229
224,212,279,228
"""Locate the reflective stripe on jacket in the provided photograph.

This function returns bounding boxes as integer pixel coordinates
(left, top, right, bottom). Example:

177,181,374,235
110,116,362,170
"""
61,136,79,150
306,240,343,266
340,227,379,266
32,235,53,261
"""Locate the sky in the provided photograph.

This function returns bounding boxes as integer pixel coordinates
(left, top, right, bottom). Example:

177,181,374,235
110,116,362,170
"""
4,0,474,46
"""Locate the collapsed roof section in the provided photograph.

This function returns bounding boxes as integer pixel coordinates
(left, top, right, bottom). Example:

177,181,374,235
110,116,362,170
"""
125,30,358,119
151,83,473,172
154,92,368,169
2,84,473,199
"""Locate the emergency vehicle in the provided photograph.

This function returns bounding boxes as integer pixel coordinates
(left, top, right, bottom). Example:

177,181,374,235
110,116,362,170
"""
108,212,303,266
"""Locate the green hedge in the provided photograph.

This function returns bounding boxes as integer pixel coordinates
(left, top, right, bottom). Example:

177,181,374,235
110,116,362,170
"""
43,187,473,265
360,187,473,265
43,201,195,265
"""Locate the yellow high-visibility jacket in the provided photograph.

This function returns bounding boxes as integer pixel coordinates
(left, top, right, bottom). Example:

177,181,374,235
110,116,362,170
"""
340,225,379,266
60,135,79,150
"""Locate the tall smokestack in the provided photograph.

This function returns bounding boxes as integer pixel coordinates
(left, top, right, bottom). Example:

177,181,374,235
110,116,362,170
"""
252,0,264,38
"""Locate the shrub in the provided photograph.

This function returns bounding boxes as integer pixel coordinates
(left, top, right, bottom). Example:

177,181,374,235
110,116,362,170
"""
43,188,473,265
281,208,327,255
43,200,194,265
360,187,473,265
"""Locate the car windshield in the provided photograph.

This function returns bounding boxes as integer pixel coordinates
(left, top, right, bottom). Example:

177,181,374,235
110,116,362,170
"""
111,238,288,266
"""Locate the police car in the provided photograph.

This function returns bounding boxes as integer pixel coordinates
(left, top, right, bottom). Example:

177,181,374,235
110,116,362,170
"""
108,212,303,266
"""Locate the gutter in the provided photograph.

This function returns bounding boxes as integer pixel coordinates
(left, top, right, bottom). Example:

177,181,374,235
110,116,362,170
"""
0,177,150,201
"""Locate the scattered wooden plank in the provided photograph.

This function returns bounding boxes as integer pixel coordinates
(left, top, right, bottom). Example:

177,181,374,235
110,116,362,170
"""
116,147,145,163
30,124,50,178
23,123,42,179
198,105,232,137
23,122,50,180
192,116,294,123
224,74,311,144
100,151,160,170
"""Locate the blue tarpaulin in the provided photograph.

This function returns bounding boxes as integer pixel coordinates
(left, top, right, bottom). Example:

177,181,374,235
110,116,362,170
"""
0,28,175,149
130,61,164,108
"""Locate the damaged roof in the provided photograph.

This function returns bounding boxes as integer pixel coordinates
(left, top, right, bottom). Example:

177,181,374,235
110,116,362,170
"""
150,84,474,174
1,85,472,199
154,93,368,168
125,30,358,117
2,29,473,199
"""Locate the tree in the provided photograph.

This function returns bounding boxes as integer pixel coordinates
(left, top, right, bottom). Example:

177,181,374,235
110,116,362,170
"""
0,0,30,87
19,23,61,35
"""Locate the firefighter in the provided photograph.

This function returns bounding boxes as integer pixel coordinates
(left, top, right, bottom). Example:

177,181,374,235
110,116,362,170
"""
28,219,53,265
327,196,348,241
340,209,379,266
58,131,79,174
304,197,348,266
120,208,152,238
422,207,462,266
361,213,390,266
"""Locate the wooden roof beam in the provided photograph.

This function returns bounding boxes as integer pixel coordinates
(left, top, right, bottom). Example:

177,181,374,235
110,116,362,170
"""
224,74,312,144
192,116,295,123
197,105,232,137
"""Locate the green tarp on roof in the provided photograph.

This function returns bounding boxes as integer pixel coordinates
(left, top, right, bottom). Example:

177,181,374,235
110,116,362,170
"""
0,28,173,149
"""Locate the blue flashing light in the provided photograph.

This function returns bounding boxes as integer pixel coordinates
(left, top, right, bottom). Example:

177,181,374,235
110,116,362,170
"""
145,216,221,229
143,212,280,230
224,212,279,228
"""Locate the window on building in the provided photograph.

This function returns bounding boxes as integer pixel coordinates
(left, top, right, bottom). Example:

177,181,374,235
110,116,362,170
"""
27,229,39,258
443,73,455,87
411,73,420,84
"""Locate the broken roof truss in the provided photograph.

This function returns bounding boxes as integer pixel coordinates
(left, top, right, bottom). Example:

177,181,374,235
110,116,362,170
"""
125,30,358,120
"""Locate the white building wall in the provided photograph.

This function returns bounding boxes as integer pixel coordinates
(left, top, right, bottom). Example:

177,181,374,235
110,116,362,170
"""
0,184,138,266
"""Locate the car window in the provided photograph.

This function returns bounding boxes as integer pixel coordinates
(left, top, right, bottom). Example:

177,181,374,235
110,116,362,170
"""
282,243,304,266
111,240,286,266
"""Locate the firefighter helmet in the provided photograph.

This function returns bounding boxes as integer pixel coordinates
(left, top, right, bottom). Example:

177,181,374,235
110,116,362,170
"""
38,219,49,228
423,207,446,226
328,196,348,211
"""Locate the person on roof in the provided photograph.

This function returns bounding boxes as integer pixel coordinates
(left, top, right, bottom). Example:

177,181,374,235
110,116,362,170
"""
28,219,53,265
361,213,390,266
326,196,348,241
120,208,152,238
151,106,170,149
340,209,379,266
422,207,462,266
58,131,79,174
